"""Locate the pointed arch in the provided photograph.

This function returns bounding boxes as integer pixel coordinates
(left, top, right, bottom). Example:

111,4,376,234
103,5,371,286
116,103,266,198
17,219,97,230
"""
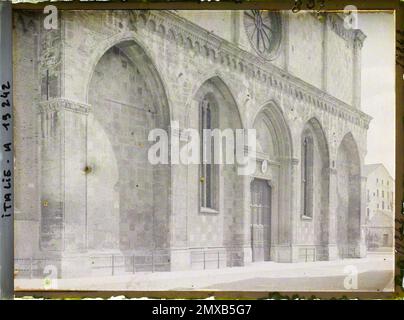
338,132,361,176
190,75,246,266
250,101,294,261
189,73,245,129
252,100,293,160
85,33,172,128
300,117,330,258
86,37,172,257
336,132,361,258
304,117,330,168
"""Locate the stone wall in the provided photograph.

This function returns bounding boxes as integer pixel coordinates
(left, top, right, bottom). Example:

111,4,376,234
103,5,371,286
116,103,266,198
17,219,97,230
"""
288,12,323,90
13,12,42,259
180,11,363,107
13,10,371,276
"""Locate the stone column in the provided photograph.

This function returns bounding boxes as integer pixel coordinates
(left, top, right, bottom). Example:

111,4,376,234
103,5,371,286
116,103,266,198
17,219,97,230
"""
169,122,192,271
352,30,366,109
321,13,328,92
273,157,298,263
242,175,253,265
289,158,300,262
39,98,91,277
326,167,339,260
358,175,368,257
39,100,64,256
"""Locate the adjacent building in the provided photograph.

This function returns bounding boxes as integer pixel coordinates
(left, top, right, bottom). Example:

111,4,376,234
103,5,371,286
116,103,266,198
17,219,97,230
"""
364,164,394,250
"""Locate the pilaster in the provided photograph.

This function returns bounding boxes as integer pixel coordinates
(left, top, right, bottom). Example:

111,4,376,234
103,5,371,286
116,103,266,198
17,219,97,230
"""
353,30,366,109
39,98,90,257
325,166,339,260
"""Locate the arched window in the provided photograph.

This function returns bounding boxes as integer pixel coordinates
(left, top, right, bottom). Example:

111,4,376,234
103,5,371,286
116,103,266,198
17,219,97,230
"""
200,98,217,209
302,133,314,218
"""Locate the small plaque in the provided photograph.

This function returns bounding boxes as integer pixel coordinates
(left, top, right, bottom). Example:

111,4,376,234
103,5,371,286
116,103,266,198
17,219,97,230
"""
261,160,268,174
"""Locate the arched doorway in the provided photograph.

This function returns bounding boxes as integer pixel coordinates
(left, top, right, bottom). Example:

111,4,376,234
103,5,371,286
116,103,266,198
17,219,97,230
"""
251,102,293,262
87,41,171,259
336,133,361,258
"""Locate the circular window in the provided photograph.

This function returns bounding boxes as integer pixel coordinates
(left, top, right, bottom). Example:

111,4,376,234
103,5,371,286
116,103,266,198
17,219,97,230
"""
244,10,282,60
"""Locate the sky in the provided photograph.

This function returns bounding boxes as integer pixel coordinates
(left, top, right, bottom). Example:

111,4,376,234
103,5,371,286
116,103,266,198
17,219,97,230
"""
358,12,396,178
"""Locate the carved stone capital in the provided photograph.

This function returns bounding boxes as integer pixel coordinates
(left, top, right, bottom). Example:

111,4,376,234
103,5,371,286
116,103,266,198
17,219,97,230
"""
327,14,359,43
322,167,337,175
39,98,91,115
353,29,366,49
277,157,299,166
291,158,299,166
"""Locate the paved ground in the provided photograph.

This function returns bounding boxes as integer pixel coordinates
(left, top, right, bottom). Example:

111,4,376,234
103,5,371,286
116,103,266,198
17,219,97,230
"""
15,253,394,292
202,271,393,292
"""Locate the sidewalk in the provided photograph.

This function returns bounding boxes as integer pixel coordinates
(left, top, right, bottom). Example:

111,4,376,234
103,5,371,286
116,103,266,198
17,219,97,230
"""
15,253,394,292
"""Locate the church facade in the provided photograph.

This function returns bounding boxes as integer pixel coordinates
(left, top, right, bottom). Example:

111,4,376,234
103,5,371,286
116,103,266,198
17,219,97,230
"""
13,10,371,277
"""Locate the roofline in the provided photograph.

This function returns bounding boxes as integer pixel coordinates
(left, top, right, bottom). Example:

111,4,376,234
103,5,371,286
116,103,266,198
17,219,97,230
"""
364,163,394,180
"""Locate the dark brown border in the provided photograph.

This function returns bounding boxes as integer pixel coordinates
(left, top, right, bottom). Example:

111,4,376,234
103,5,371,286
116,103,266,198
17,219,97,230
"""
9,0,402,11
395,0,403,301
10,289,401,300
11,0,404,300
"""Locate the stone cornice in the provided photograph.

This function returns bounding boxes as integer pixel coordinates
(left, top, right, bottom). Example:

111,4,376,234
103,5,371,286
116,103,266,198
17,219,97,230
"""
39,98,91,115
139,11,371,130
327,13,366,46
323,167,337,175
354,29,367,48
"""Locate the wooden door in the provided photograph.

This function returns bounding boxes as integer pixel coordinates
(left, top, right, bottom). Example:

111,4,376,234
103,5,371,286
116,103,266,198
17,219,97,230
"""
250,179,271,261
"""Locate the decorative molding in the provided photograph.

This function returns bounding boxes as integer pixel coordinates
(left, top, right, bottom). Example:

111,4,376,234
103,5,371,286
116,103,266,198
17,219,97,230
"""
134,11,371,130
301,214,313,221
353,29,367,49
327,14,366,46
322,167,337,175
39,98,91,115
291,158,299,166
